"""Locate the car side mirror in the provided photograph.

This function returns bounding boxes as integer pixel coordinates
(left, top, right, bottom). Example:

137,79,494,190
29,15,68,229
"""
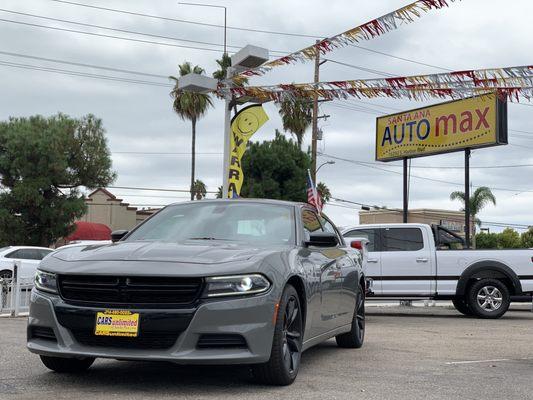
305,232,338,247
111,230,129,243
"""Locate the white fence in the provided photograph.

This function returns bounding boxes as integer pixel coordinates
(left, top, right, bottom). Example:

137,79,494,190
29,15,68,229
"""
0,262,34,316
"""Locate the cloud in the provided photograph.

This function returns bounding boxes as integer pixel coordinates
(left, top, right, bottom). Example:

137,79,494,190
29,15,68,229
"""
0,0,532,231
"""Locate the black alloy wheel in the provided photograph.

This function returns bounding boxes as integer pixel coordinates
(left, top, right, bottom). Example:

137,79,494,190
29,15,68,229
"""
336,283,365,348
252,284,303,386
282,295,303,375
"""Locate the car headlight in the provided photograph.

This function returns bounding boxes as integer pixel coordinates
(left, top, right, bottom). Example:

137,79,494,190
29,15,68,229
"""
35,270,58,294
203,274,271,298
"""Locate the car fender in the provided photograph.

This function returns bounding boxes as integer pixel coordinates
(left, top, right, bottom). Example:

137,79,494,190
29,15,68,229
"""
456,261,522,296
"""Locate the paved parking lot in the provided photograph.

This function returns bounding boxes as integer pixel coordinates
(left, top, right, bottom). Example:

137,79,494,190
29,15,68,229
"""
1,306,532,400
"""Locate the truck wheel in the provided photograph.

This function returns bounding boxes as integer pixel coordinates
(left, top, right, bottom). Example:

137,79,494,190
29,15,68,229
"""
335,283,365,348
40,355,95,373
466,279,510,319
251,284,303,386
452,297,473,316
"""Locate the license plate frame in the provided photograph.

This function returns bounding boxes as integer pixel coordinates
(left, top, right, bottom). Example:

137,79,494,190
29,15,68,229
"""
95,310,140,337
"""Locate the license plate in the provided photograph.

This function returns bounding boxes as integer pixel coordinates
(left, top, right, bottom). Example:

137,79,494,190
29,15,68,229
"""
95,310,140,337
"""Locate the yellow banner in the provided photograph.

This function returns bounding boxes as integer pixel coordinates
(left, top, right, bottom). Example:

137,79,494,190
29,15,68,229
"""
375,93,507,161
227,105,269,198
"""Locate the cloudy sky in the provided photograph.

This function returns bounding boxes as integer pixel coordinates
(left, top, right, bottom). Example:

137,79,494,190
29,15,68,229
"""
0,0,532,231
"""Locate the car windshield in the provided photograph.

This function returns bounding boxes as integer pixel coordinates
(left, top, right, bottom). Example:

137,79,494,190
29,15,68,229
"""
126,201,295,246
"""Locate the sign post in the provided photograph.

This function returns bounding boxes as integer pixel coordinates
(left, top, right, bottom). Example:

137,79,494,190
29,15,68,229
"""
465,149,471,249
403,158,408,223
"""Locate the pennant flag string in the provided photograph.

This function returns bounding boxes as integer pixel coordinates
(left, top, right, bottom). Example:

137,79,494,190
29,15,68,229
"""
232,0,459,83
224,65,533,102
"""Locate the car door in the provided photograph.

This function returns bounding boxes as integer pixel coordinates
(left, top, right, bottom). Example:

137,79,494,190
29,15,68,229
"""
380,227,432,296
299,208,341,335
344,228,382,295
319,215,356,327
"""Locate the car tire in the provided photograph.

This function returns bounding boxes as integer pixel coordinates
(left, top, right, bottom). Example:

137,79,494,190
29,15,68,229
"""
466,279,510,319
0,269,12,279
40,355,95,373
335,283,365,349
452,297,473,316
251,284,303,386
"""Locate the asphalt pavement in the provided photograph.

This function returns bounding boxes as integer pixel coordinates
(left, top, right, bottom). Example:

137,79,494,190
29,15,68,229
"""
1,306,532,400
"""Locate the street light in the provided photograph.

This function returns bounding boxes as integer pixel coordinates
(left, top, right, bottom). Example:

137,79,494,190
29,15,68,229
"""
316,160,335,174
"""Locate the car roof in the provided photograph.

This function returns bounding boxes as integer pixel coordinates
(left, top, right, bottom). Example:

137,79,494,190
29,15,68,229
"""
167,198,308,208
0,246,52,252
342,223,429,233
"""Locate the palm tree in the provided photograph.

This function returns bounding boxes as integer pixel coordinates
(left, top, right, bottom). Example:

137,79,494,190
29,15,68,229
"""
278,97,313,148
317,182,331,204
191,179,207,200
450,186,496,248
170,62,213,201
213,53,248,86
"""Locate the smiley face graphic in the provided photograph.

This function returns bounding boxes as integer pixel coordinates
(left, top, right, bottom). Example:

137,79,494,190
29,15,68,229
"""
236,111,260,139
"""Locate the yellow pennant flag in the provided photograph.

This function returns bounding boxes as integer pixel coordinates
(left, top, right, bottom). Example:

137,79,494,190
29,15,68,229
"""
227,105,269,198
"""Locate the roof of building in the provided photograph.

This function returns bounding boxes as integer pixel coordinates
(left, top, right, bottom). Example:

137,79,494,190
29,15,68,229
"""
359,208,464,216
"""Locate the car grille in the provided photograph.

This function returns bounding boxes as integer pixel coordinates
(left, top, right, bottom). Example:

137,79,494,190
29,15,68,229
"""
58,275,203,307
55,306,194,350
70,330,179,350
28,326,57,342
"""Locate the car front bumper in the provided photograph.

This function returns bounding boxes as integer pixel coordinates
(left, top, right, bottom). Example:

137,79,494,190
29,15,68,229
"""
27,288,278,365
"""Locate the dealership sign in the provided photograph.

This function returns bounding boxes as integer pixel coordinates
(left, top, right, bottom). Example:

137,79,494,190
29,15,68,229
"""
375,93,507,162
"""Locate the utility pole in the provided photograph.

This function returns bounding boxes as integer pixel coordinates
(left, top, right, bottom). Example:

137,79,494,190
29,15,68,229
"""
464,149,471,249
311,40,320,183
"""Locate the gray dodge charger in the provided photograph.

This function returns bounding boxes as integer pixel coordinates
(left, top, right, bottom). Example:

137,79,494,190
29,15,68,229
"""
28,199,365,385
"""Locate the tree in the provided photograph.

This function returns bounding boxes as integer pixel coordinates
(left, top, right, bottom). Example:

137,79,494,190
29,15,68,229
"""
317,182,331,204
521,227,533,248
216,186,223,199
170,62,213,201
191,179,207,200
497,228,522,249
475,232,499,249
450,186,496,248
278,98,313,148
212,53,248,86
0,114,115,246
240,130,311,202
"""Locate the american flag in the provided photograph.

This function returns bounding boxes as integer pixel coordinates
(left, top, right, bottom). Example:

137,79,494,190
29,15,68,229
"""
306,169,323,213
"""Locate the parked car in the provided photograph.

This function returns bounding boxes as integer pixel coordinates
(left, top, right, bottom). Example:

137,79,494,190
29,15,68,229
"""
0,246,53,279
342,223,533,318
27,199,365,385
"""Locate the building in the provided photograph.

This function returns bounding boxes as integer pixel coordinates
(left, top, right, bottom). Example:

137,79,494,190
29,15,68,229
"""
80,188,159,232
359,208,474,237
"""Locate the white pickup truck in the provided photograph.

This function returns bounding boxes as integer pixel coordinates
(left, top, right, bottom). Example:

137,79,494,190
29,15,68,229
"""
342,223,533,318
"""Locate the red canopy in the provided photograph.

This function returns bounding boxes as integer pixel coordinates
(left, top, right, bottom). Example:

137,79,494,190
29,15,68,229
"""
66,221,111,241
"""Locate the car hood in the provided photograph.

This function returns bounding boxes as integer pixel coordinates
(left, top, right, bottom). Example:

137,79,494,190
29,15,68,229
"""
51,240,266,264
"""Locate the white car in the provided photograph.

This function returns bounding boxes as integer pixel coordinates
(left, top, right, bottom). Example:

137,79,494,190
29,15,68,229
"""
343,223,533,318
0,246,54,279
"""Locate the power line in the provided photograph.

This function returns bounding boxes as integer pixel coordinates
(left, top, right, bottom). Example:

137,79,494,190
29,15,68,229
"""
113,151,222,155
50,0,322,39
0,8,288,55
319,152,533,193
108,186,219,194
0,18,233,53
0,50,169,79
0,59,174,87
324,58,396,77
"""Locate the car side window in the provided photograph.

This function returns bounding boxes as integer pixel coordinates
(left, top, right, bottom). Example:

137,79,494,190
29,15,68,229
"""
345,229,378,252
383,228,424,251
4,250,21,259
319,215,343,245
301,209,323,238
